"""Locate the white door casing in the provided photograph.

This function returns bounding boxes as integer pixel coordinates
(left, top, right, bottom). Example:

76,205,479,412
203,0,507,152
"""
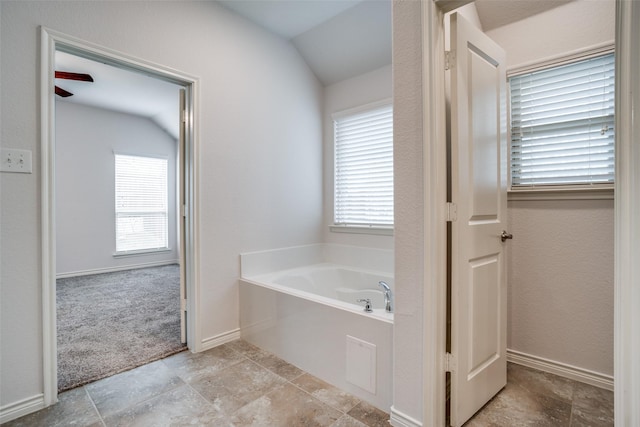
448,12,508,427
179,88,187,344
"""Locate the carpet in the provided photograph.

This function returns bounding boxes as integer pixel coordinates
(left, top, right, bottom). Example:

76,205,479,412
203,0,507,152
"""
56,264,186,392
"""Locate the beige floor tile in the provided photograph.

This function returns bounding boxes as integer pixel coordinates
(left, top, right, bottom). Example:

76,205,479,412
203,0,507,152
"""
1,387,102,427
292,373,361,413
331,414,369,427
347,401,390,427
189,359,287,415
85,359,183,419
231,382,343,427
161,345,244,383
103,384,231,427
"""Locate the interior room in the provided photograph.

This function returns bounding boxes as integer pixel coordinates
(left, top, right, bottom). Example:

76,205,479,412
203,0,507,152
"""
54,51,186,391
1,0,638,426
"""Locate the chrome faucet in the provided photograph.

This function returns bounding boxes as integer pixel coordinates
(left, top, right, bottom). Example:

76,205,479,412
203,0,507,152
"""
378,281,392,313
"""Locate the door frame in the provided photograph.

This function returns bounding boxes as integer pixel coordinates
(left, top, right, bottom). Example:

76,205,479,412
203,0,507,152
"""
420,0,640,425
40,27,201,406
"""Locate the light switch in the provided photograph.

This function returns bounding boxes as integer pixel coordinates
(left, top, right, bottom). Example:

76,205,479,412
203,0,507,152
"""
1,148,33,173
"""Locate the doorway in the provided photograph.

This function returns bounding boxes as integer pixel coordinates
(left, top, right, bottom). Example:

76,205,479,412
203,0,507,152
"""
40,27,199,405
54,49,185,391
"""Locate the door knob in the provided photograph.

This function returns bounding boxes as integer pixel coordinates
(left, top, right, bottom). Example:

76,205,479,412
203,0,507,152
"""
501,230,513,242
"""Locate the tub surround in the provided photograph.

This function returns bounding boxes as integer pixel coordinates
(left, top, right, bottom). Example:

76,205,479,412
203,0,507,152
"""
239,244,393,411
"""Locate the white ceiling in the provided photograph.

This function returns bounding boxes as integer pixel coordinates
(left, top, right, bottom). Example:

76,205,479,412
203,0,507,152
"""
55,51,181,139
56,0,573,136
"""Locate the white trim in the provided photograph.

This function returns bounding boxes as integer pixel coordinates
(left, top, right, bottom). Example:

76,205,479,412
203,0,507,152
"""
331,98,393,121
508,187,614,201
40,26,58,409
507,42,615,77
422,1,448,426
113,248,172,258
614,0,640,424
0,394,45,424
329,225,394,236
507,349,614,391
40,26,201,411
390,406,423,427
201,328,241,352
56,260,179,279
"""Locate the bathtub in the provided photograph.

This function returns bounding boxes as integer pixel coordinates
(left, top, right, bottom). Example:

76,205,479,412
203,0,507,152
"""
240,244,393,412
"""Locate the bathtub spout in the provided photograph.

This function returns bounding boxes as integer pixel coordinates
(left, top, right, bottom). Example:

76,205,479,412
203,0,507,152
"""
378,281,392,313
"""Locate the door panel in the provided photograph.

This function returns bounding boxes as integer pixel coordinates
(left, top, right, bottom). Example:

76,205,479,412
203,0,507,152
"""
449,12,508,427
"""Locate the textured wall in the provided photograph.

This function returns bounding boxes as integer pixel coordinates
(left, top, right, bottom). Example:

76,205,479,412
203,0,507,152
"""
507,200,614,375
0,0,323,410
392,0,426,421
485,0,616,377
486,0,615,69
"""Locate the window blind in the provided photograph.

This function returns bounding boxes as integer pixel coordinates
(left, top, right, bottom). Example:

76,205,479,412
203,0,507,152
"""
115,154,168,253
334,104,393,226
510,52,615,187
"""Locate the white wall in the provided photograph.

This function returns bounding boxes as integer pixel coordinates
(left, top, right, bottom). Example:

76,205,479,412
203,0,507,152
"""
391,1,426,422
323,64,393,250
507,199,614,375
0,0,323,412
486,0,615,69
55,101,179,275
486,0,616,377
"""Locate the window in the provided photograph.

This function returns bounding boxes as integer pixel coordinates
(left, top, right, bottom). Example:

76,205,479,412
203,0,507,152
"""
115,154,168,254
333,102,393,228
509,52,615,188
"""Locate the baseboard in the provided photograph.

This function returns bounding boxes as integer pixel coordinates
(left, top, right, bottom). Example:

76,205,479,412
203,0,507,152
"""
0,394,45,424
200,328,241,351
56,260,179,279
390,406,422,427
507,349,614,391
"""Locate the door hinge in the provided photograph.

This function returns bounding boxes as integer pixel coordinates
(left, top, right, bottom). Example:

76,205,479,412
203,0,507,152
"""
181,204,187,218
445,352,456,372
446,202,457,222
181,109,187,123
445,50,456,70
181,298,187,312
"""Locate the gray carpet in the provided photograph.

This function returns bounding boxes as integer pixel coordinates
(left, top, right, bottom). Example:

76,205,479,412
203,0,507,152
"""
56,264,186,392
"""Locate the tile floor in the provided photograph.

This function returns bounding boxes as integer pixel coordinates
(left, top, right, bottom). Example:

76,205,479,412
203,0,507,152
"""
3,340,389,427
3,341,614,427
464,363,614,426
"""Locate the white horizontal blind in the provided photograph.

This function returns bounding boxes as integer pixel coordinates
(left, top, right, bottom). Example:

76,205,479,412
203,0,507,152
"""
510,52,615,187
334,104,393,226
115,154,168,253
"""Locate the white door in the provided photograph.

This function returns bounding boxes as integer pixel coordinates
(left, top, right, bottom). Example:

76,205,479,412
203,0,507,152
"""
178,89,187,344
448,12,508,427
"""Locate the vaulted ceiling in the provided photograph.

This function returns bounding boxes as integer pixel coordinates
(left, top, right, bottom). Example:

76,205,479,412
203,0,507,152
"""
56,0,574,139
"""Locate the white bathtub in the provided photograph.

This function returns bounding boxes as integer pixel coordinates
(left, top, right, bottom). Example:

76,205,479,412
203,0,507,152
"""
247,263,393,321
239,245,393,412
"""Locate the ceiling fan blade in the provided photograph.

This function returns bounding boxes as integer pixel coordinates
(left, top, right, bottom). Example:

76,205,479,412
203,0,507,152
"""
55,86,74,97
55,71,94,82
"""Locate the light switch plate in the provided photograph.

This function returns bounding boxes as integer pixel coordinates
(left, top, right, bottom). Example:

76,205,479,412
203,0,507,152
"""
1,148,33,173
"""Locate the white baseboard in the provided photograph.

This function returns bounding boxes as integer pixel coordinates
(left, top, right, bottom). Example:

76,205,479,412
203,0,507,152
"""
0,394,45,424
390,406,422,427
56,260,179,279
507,349,614,391
200,328,241,351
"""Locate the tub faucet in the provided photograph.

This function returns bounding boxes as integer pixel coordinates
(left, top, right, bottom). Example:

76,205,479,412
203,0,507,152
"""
357,298,373,313
378,281,392,313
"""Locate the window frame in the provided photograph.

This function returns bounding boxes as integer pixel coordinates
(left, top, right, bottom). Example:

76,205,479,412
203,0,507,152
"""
113,152,171,256
331,99,394,235
507,45,615,199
